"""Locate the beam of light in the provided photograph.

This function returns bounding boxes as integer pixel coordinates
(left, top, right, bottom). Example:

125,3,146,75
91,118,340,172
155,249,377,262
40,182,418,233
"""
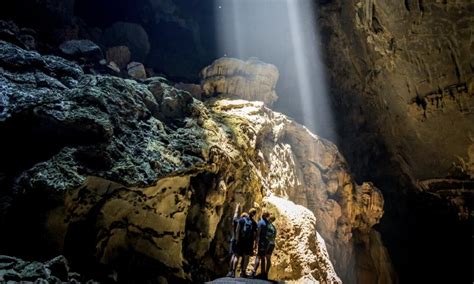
286,0,334,140
212,0,336,142
214,0,244,58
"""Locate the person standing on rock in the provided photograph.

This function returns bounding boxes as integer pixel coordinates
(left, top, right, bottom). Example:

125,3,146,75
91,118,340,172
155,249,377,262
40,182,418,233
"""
234,208,257,278
250,210,276,279
265,214,277,277
227,203,241,277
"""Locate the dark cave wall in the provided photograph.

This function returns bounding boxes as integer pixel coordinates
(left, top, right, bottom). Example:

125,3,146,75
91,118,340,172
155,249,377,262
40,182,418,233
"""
317,0,473,283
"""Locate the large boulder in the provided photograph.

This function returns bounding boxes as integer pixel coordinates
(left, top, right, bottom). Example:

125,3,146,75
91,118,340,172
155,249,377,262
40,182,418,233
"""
265,196,341,283
59,39,103,62
200,58,279,106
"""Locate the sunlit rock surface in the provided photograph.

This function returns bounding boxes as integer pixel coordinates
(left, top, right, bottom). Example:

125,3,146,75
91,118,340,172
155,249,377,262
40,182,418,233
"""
0,41,388,283
201,57,279,106
265,196,341,283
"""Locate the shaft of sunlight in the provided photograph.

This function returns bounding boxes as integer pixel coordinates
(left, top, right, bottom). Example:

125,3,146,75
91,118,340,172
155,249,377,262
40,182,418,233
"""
213,0,336,141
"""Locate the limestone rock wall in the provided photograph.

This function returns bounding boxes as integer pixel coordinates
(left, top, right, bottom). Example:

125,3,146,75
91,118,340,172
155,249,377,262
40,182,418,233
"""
0,40,387,283
318,0,473,201
210,99,393,283
265,196,341,283
317,1,472,282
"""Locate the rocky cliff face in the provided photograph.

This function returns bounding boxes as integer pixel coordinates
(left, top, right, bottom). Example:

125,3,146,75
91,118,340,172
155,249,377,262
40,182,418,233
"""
317,0,473,282
0,41,389,283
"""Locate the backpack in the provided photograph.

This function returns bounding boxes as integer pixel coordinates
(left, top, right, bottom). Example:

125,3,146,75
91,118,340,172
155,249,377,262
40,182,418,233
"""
266,223,276,242
239,217,254,240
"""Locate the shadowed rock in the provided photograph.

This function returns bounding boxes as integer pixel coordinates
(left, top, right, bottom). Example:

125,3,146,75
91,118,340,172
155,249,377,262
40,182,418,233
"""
106,45,131,69
101,22,150,62
59,39,103,62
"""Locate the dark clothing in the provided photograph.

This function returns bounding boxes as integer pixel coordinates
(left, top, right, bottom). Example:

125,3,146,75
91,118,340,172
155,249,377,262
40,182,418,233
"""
257,240,276,256
267,241,275,255
257,218,268,240
237,216,257,241
235,216,257,256
256,218,276,256
235,239,253,256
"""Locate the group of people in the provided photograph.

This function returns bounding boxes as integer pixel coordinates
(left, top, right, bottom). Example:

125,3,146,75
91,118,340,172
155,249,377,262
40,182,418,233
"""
227,204,277,280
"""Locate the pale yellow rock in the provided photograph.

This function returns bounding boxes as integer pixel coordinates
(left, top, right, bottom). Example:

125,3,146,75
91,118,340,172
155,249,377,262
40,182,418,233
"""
200,58,279,105
265,195,341,283
56,95,389,282
209,98,391,283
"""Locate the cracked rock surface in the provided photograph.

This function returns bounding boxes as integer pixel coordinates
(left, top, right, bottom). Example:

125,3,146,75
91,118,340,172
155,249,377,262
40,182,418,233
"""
0,41,388,283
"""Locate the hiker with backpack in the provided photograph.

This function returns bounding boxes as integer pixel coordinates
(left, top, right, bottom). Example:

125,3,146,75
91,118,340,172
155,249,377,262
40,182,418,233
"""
233,208,257,278
250,211,277,280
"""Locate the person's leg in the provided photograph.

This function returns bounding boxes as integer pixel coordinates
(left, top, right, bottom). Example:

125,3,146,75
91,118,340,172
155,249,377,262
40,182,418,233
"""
260,256,266,276
241,255,249,276
232,254,239,271
265,243,274,277
265,254,272,277
251,255,260,277
227,254,236,277
227,254,235,277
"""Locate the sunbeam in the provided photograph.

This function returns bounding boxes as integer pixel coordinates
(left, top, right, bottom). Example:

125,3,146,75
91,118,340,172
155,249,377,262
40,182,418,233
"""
212,0,336,141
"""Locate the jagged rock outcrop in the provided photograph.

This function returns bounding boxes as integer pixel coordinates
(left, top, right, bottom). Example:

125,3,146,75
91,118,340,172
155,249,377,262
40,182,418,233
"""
0,20,36,51
0,42,387,283
0,255,94,283
208,98,392,283
59,39,103,62
265,196,341,283
200,58,279,106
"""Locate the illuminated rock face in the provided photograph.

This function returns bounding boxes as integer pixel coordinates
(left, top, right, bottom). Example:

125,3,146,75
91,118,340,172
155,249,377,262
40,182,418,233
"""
200,57,279,106
0,41,387,283
210,99,393,283
265,196,341,283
